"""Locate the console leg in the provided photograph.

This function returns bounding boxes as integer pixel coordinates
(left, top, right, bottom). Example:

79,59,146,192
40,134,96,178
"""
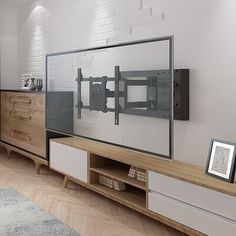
35,162,41,175
6,149,11,160
64,176,69,188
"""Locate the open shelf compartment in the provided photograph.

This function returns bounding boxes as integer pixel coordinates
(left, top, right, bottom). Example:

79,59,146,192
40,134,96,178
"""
89,153,147,190
90,172,146,210
89,153,147,209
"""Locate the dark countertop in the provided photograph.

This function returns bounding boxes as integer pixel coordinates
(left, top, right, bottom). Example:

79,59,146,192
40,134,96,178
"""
0,89,45,94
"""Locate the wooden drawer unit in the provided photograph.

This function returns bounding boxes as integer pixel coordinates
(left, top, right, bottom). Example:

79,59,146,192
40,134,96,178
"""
148,171,236,221
148,171,236,235
1,91,46,158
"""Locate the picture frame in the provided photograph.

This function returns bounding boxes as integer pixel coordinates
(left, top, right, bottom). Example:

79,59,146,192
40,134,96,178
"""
206,139,236,183
21,74,32,90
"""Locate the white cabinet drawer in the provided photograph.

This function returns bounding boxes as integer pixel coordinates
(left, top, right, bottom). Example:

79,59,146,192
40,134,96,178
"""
149,171,236,221
149,191,236,236
50,140,88,183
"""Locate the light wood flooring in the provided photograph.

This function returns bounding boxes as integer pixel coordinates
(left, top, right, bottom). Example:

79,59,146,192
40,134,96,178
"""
0,150,186,236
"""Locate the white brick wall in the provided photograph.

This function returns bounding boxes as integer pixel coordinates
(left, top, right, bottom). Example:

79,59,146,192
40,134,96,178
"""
0,1,18,89
17,0,165,84
15,0,236,168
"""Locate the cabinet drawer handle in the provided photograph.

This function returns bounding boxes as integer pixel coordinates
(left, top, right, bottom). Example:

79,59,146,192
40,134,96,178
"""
10,96,32,105
10,111,32,121
10,129,32,144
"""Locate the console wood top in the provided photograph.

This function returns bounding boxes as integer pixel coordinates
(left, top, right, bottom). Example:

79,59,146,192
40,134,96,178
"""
51,137,236,197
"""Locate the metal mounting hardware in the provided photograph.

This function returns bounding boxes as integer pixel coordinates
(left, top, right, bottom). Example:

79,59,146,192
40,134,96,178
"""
75,68,189,124
114,66,120,125
76,68,82,119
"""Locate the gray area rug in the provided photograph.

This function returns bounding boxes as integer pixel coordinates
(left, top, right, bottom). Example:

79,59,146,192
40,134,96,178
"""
0,188,80,236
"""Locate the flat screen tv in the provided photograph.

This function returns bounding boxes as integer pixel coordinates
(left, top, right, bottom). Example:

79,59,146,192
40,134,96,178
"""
46,36,184,159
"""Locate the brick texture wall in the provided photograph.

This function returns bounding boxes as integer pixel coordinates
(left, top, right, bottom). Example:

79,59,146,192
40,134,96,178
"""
16,0,236,167
18,0,165,85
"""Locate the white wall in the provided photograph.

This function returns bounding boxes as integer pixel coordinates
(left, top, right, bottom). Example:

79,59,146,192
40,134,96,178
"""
0,0,19,89
13,0,236,166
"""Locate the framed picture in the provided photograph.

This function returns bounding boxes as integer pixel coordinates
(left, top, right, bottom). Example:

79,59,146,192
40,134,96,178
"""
21,74,32,90
206,139,236,183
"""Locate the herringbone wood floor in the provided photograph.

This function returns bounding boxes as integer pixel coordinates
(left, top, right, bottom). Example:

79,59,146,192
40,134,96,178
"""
0,150,186,236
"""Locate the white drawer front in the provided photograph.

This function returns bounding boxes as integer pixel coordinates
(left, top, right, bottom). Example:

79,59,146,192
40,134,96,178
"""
149,191,236,236
149,171,236,221
50,141,88,183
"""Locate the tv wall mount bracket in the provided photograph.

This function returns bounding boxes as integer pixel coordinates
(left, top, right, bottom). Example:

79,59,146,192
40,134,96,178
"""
76,67,189,125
